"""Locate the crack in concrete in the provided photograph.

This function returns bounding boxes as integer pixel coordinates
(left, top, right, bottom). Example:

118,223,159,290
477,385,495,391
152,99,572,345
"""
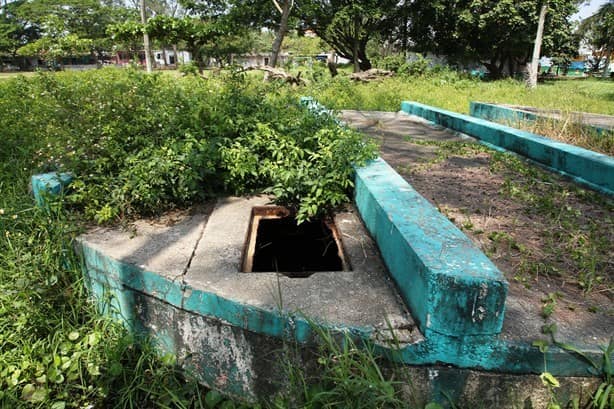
182,219,207,279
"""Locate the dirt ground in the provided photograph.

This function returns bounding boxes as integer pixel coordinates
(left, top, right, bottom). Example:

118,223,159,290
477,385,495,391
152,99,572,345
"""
340,110,613,323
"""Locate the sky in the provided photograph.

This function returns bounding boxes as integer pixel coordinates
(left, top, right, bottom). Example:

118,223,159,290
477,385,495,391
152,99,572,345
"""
572,0,610,21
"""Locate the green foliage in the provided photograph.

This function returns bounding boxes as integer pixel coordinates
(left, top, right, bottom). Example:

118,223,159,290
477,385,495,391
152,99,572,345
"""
179,61,201,76
0,68,375,224
406,0,580,78
576,2,614,74
220,118,376,222
305,73,614,115
0,161,210,407
298,0,400,71
10,0,132,61
277,327,406,408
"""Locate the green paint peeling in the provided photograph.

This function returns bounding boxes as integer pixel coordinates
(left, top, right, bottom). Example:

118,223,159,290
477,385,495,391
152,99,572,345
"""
31,172,73,206
353,157,507,337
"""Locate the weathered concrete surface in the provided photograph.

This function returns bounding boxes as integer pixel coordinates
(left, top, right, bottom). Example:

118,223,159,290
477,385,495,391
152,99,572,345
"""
354,157,508,337
470,101,614,133
184,196,416,336
401,101,614,195
79,206,211,280
31,172,73,206
341,110,613,349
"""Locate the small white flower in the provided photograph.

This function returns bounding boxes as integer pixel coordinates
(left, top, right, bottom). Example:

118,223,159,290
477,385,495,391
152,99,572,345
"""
0,209,4,215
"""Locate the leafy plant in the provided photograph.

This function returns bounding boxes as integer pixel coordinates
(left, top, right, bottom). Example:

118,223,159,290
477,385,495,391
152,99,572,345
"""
276,326,405,409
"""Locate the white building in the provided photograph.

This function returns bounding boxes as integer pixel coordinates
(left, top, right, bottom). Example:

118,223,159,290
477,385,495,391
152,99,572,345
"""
153,50,192,67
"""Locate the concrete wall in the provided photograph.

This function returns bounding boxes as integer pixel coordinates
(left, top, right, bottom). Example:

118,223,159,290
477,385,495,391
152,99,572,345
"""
402,101,614,195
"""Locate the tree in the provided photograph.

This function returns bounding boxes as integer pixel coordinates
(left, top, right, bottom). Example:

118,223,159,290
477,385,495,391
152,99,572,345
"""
270,0,293,66
17,34,92,68
528,2,548,88
140,0,152,72
406,0,581,79
11,0,132,65
107,19,145,62
298,0,399,72
144,15,249,71
0,0,39,62
577,1,614,77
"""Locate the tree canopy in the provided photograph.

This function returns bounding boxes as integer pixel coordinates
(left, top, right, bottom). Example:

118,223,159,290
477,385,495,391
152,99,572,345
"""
577,0,614,74
298,0,399,71
405,0,581,78
0,0,586,75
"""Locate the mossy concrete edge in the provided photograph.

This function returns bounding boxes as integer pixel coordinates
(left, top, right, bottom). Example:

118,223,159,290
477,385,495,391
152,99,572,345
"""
76,237,602,378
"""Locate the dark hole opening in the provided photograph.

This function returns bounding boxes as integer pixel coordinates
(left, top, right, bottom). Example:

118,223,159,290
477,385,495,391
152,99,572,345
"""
250,217,344,275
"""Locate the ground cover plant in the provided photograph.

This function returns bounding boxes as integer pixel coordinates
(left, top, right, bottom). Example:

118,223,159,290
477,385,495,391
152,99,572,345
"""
307,72,614,116
10,68,376,224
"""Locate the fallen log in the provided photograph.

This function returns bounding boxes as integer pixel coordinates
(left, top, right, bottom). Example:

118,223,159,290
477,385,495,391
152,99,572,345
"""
241,66,306,85
349,69,394,82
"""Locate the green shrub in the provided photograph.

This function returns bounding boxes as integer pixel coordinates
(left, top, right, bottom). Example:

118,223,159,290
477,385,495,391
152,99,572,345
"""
0,68,376,224
178,61,199,76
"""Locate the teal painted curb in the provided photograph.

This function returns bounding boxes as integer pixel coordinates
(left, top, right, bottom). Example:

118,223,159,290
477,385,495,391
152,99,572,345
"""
470,101,612,135
76,241,374,344
31,172,73,206
76,238,603,377
29,167,606,381
470,102,539,125
353,158,507,337
402,101,614,195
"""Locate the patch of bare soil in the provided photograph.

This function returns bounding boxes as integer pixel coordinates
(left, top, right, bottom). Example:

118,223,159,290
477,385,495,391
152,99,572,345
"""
391,144,613,317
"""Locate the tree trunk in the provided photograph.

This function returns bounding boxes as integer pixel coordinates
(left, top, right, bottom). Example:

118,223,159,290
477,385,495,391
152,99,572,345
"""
484,61,502,79
140,0,152,73
271,0,292,67
602,48,611,78
527,3,548,89
352,16,360,73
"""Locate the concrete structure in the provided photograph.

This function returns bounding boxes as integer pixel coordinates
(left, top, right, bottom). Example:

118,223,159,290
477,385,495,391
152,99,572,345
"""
153,49,191,67
234,53,290,68
31,104,611,406
470,102,614,135
31,172,73,206
402,101,614,196
354,158,507,337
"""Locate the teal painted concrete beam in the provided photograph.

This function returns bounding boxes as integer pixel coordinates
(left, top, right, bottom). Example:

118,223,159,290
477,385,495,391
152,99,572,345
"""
401,101,614,195
470,102,539,125
353,158,508,337
470,102,613,135
31,172,73,206
76,241,374,345
78,237,604,377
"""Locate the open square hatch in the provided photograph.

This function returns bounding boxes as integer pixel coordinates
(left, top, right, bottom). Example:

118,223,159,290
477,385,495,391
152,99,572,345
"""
242,206,350,277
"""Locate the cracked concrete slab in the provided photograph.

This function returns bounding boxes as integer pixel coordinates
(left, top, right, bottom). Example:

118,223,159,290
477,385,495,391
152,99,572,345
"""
184,196,421,343
78,208,211,280
78,196,421,344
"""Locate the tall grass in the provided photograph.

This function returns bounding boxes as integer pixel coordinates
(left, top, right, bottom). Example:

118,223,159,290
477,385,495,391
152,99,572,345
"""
0,111,211,408
306,74,614,116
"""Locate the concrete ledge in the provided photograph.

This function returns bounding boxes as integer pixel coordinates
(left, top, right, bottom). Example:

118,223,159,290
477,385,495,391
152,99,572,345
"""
470,101,614,135
31,172,73,206
402,101,614,195
353,158,508,337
